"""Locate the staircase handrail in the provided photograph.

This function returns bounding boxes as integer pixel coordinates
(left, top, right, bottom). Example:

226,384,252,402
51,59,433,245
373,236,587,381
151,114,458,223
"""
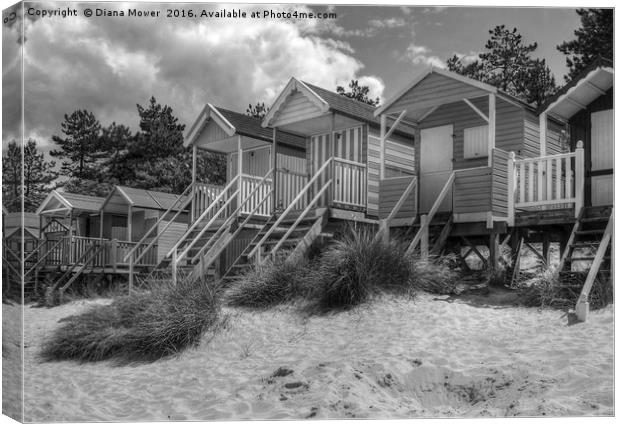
575,208,613,320
59,242,107,294
374,176,418,243
175,186,240,262
23,237,66,277
268,180,332,261
123,183,194,263
248,157,333,261
165,174,240,259
49,239,101,293
406,171,455,256
189,168,274,264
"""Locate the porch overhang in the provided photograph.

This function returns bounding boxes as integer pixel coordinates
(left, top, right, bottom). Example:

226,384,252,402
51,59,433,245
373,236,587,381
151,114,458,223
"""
185,103,236,147
375,67,500,123
262,77,329,129
196,134,270,153
36,190,72,215
542,66,613,121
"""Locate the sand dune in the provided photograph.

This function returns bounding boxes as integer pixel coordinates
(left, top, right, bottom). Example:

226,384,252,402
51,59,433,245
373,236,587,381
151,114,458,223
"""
12,291,614,421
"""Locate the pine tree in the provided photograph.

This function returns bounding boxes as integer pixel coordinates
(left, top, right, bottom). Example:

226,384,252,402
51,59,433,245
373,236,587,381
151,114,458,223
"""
50,110,104,180
246,102,269,119
336,80,380,106
447,25,557,108
557,9,613,81
3,139,58,212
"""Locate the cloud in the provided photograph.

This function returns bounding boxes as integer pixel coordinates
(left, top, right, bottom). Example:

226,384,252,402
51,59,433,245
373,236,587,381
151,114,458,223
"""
451,50,481,65
368,17,407,29
423,7,448,14
6,2,385,145
405,44,446,68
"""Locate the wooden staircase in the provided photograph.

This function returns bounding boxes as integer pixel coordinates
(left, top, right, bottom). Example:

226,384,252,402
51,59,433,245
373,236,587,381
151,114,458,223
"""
221,209,329,284
408,212,454,256
557,206,613,321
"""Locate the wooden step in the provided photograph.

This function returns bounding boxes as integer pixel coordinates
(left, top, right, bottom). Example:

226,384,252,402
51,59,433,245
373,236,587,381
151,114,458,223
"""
571,256,611,262
570,241,603,249
575,229,606,236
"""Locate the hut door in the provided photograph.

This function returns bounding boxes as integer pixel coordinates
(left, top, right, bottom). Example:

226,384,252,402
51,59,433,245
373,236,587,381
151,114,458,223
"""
420,125,453,213
590,109,613,206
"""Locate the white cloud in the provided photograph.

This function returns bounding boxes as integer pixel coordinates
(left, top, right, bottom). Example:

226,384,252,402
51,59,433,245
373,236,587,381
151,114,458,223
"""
10,3,385,144
452,51,481,65
423,7,448,14
368,17,407,28
405,44,446,68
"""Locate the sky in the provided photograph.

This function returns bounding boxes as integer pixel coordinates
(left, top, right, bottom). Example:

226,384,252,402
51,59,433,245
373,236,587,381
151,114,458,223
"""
2,2,588,153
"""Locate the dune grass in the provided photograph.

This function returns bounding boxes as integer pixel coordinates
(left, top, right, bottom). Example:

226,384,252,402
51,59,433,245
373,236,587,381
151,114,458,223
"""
226,257,316,308
226,227,417,312
409,254,460,295
313,228,414,310
40,278,222,363
518,267,613,310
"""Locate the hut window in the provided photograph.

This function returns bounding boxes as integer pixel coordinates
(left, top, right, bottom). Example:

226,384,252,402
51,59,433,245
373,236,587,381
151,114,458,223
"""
463,125,489,159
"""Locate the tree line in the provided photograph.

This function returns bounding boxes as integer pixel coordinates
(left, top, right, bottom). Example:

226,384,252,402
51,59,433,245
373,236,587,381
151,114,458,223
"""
2,9,612,212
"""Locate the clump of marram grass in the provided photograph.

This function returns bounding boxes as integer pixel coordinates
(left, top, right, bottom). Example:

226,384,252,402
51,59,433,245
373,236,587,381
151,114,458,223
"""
225,257,316,308
313,227,414,310
409,254,460,295
518,267,613,310
40,278,222,363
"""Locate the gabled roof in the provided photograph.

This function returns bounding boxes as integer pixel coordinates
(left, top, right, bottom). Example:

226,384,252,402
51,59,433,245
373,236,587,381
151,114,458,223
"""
541,57,613,120
104,186,190,212
262,77,416,136
185,103,305,150
374,66,536,120
36,190,105,215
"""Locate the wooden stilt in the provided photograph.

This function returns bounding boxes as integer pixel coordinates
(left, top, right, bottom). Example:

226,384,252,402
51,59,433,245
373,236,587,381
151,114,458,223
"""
489,231,500,271
510,237,524,287
542,232,551,266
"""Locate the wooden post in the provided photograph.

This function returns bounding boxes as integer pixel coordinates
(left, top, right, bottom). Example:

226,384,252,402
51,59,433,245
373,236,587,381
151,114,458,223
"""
99,209,104,239
542,232,551,266
507,152,515,226
539,112,547,156
127,205,133,242
488,93,496,167
380,114,386,180
329,113,336,207
489,230,500,271
272,128,278,212
420,214,429,260
191,145,197,222
237,135,243,213
171,248,178,285
111,239,118,273
574,140,584,217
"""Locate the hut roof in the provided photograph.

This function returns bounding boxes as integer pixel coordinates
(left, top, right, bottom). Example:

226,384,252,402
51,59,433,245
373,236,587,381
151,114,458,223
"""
36,190,105,215
106,186,190,212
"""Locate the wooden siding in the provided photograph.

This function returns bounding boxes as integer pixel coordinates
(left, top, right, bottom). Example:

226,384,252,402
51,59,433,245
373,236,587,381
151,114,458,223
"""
367,129,415,217
453,167,492,214
272,91,323,127
389,73,488,113
276,153,307,210
379,176,417,220
221,228,257,273
524,110,566,158
156,220,187,262
202,118,230,143
569,88,613,206
419,97,523,169
491,149,510,217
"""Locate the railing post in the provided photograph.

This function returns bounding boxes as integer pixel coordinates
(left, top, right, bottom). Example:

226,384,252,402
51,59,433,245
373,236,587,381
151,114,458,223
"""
574,140,584,218
507,152,515,226
128,251,134,293
420,214,429,260
172,248,178,285
111,239,118,273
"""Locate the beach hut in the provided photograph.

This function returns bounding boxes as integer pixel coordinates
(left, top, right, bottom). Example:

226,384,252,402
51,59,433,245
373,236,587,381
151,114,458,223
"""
539,57,613,208
36,190,105,238
99,186,190,263
121,105,309,284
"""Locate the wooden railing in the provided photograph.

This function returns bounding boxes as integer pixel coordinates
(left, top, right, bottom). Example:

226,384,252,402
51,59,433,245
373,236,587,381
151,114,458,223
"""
33,236,159,270
375,176,417,243
276,168,308,211
249,158,333,264
333,157,367,208
406,171,456,258
240,174,272,216
575,209,613,322
508,141,584,224
192,182,229,220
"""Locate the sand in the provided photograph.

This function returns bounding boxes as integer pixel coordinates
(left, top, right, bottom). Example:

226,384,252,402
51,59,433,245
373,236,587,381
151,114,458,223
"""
9,291,614,421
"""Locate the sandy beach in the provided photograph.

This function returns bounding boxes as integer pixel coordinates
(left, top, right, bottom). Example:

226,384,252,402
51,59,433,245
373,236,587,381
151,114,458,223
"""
6,290,614,421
